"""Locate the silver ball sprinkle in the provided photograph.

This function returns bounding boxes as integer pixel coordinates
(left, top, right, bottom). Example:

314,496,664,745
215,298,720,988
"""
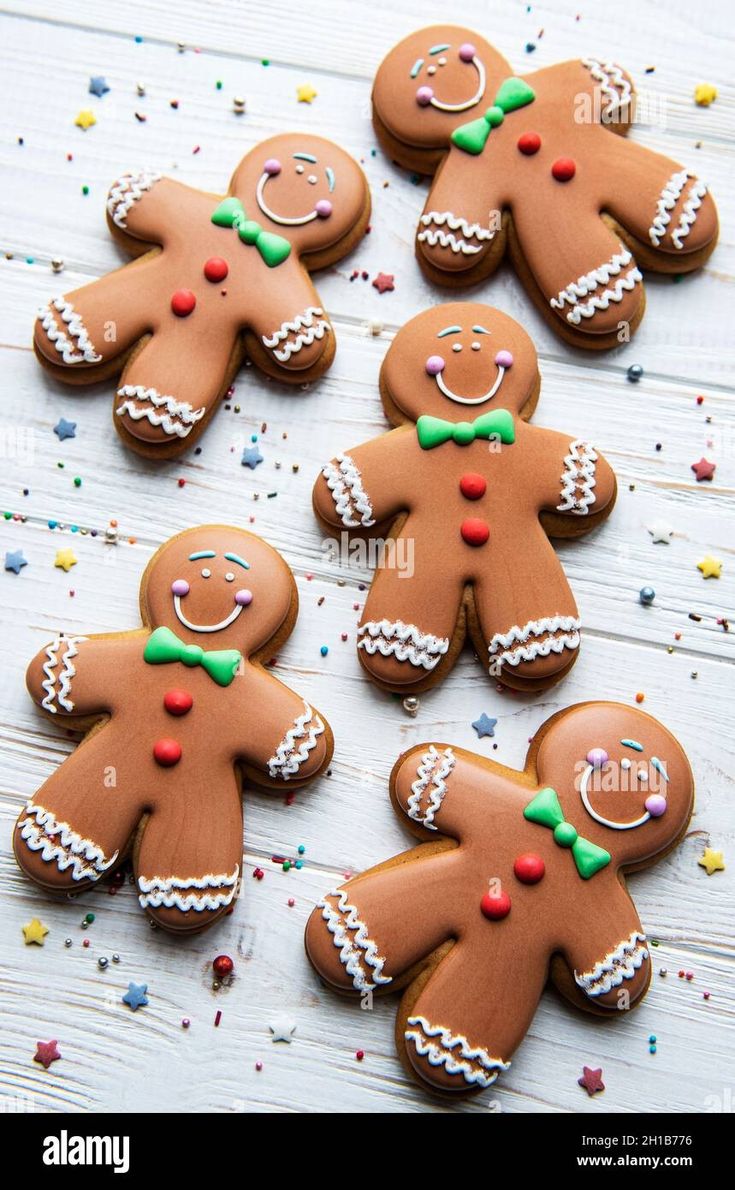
233,96,246,113
659,968,667,976
402,696,420,717
51,257,65,274
98,956,109,969
112,953,120,963
136,82,146,97
639,586,655,606
64,938,72,948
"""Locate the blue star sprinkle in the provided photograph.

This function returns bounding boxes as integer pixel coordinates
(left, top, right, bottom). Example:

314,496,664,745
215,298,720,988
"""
88,76,110,97
4,550,28,574
122,982,149,1011
472,713,497,739
241,445,264,470
53,418,77,441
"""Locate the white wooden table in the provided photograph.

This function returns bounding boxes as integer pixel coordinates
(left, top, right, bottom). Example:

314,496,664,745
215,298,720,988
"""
0,0,732,1114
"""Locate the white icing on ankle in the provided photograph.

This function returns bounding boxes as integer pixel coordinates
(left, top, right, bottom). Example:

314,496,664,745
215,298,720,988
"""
407,746,455,830
322,453,375,527
358,620,449,671
556,440,598,515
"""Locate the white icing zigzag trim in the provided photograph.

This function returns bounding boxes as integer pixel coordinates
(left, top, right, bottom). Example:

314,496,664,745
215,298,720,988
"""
550,246,642,325
649,169,689,247
672,179,708,250
267,701,325,781
556,439,598,515
575,931,649,996
138,865,240,912
262,306,330,362
322,453,375,527
581,57,632,114
488,615,582,668
107,169,162,229
407,746,455,831
565,268,642,324
18,802,118,882
405,1017,510,1088
40,635,88,713
38,296,102,365
318,887,392,992
357,620,450,671
418,211,494,256
116,385,206,439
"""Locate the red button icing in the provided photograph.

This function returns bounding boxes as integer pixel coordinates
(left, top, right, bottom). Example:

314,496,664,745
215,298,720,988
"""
171,289,197,316
551,157,576,182
204,257,229,283
459,473,487,500
164,689,193,716
461,518,490,546
513,853,545,884
153,738,182,766
481,890,511,920
518,131,541,155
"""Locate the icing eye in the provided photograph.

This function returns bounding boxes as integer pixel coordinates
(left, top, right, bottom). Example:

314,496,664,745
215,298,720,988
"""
426,354,445,375
471,341,481,351
459,42,476,62
586,748,609,769
264,158,281,176
438,56,447,66
452,343,462,353
295,164,304,174
201,568,211,578
621,757,632,770
235,588,253,606
171,579,189,596
315,199,332,218
225,572,235,582
416,85,434,106
307,174,318,184
495,350,514,368
638,767,649,782
645,794,667,818
427,64,436,75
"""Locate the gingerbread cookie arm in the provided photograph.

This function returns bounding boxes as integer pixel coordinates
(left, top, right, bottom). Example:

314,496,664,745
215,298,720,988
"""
392,744,510,838
235,669,332,787
243,258,335,380
417,154,507,278
535,427,617,523
554,881,650,1010
314,429,411,532
106,173,193,248
27,633,131,718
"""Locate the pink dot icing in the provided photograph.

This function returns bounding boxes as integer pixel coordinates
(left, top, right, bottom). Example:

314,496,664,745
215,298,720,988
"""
586,747,609,769
645,794,667,818
495,350,514,368
315,199,332,218
263,158,281,176
416,86,434,106
426,355,445,376
235,589,253,606
459,42,477,62
171,579,189,596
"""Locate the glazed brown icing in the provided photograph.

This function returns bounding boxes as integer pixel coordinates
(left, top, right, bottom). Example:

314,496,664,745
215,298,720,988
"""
305,702,694,1094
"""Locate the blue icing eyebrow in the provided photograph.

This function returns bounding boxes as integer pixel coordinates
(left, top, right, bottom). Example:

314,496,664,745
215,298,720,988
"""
621,739,644,752
325,166,335,192
437,325,462,337
224,552,250,570
410,58,424,78
472,325,490,334
293,152,317,163
651,757,669,781
429,43,450,54
189,550,216,560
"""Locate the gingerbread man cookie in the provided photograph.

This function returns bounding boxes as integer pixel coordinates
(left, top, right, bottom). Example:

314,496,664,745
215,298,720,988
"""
14,526,333,933
313,303,616,692
306,703,694,1095
372,26,718,349
34,135,370,457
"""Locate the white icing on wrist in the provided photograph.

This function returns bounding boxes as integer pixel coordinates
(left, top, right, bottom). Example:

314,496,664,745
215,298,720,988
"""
574,931,648,996
267,701,325,780
556,440,598,515
580,58,632,116
649,172,707,250
318,888,392,992
40,635,87,713
358,620,449,671
18,802,118,882
38,296,102,365
322,453,375,527
116,385,206,439
418,211,495,256
262,307,329,362
550,247,642,325
138,865,240,913
488,615,581,669
405,1017,510,1088
107,169,162,229
407,746,455,830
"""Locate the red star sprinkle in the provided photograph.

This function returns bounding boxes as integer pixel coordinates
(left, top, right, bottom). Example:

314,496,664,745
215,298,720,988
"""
372,272,395,294
34,1040,61,1069
578,1066,605,1095
691,457,716,481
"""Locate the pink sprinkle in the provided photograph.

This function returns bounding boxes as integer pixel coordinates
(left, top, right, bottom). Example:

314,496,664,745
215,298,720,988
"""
255,1060,263,1071
703,991,711,1000
83,939,90,948
306,574,313,581
341,632,348,641
356,1049,365,1061
214,1010,222,1027
686,972,694,981
288,898,295,907
192,145,201,154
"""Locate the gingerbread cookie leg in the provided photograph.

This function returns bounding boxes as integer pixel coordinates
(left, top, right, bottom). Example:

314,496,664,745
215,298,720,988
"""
244,264,336,384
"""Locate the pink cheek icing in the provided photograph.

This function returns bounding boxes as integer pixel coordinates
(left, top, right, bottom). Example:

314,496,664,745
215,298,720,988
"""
315,199,332,218
171,579,190,596
235,589,253,606
645,794,667,817
426,354,445,375
264,159,281,176
495,350,514,368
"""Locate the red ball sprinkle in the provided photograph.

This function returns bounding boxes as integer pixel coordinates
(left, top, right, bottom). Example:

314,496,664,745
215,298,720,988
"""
513,853,545,884
551,157,576,182
518,131,541,155
171,288,196,317
459,472,487,500
356,1050,365,1061
461,518,490,547
480,890,511,920
164,689,193,716
153,737,182,766
204,256,229,283
212,954,234,978
255,1061,263,1071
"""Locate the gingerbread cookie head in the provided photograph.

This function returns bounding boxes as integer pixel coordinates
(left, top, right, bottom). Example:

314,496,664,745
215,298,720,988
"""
534,703,694,869
228,133,367,259
380,302,538,424
142,526,295,657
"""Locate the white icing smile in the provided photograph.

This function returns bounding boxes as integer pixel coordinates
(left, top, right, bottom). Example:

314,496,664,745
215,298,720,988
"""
428,57,486,112
579,763,650,830
173,594,244,634
434,364,507,406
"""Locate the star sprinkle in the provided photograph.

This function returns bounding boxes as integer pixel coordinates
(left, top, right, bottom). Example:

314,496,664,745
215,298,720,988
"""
241,445,264,469
88,76,110,97
22,917,49,945
53,417,76,441
698,848,725,876
122,982,149,1010
472,713,497,739
74,109,97,130
691,457,716,482
54,548,77,572
269,1016,296,1043
648,522,673,544
578,1066,605,1096
34,1040,61,1069
5,549,28,574
296,84,318,103
697,555,722,579
372,272,395,294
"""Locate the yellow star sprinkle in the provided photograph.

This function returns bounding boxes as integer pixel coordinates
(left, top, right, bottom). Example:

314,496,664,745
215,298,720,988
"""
54,548,77,572
22,917,49,945
698,848,725,876
697,555,722,579
74,109,97,130
296,84,317,104
694,84,717,107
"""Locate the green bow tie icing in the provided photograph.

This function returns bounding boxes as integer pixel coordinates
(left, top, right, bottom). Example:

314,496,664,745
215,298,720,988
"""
211,198,292,268
451,77,536,155
523,786,611,879
416,408,515,450
143,626,242,687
